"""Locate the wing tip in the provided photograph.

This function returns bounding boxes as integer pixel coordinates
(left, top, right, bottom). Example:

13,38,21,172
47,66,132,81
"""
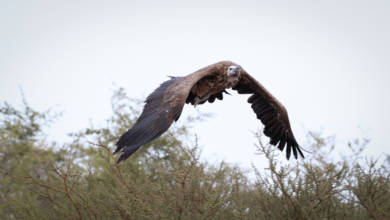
115,144,141,163
117,153,128,164
279,139,304,160
114,133,130,155
286,145,305,160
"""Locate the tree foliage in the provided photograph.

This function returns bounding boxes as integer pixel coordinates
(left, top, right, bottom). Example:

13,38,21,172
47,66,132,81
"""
1,89,389,219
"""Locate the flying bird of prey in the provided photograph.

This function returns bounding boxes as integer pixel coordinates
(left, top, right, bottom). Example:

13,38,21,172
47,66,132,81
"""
114,61,304,163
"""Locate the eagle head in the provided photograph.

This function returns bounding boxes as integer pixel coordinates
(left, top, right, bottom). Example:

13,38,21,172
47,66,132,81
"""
227,65,241,77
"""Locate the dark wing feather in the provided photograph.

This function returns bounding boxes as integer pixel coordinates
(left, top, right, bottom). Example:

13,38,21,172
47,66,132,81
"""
232,71,304,159
115,62,230,163
115,77,183,163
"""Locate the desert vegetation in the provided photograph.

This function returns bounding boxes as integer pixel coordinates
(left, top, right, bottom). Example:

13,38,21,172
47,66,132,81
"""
1,88,389,219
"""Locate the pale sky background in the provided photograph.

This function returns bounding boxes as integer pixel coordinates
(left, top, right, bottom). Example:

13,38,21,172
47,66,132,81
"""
1,0,389,170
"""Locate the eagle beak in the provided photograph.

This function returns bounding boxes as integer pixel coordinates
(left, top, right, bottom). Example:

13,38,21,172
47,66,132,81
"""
228,66,241,77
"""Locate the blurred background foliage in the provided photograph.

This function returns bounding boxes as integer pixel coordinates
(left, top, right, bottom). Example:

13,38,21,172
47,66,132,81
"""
1,88,389,220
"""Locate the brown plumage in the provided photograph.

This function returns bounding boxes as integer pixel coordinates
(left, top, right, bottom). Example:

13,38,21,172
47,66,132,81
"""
114,61,304,163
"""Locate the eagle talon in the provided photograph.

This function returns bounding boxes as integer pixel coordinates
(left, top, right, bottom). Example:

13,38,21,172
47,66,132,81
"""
193,97,200,106
194,93,212,105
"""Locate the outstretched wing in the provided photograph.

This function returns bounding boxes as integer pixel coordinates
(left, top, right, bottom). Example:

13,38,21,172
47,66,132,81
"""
232,71,304,159
114,62,231,163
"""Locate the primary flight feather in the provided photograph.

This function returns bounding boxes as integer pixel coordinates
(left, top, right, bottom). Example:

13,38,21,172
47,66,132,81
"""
114,61,304,163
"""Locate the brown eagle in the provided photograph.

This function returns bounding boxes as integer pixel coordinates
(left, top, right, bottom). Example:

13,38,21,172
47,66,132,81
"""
114,61,304,163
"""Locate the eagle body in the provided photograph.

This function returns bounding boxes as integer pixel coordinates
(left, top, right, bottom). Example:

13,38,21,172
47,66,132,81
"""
190,62,239,98
115,61,304,163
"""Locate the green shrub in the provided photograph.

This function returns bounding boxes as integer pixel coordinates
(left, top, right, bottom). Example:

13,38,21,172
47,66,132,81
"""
1,89,389,220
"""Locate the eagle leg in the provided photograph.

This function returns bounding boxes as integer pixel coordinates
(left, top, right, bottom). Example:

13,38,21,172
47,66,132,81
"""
194,93,212,106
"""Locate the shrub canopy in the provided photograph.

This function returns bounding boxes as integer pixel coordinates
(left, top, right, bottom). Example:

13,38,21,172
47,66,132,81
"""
1,88,389,220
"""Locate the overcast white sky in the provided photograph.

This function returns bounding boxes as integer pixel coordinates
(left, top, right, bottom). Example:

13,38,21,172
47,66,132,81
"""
1,0,389,170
